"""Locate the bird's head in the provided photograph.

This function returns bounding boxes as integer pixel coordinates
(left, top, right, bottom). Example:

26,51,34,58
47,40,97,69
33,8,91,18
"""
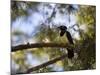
57,25,67,31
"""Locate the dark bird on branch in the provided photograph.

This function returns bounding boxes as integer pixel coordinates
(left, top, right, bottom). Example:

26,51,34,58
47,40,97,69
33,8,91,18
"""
58,25,74,59
58,25,74,44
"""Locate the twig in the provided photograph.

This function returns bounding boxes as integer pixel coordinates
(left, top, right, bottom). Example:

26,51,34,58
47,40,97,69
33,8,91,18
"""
17,53,68,74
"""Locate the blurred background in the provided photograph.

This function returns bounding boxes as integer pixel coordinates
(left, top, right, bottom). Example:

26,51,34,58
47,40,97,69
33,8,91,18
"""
11,0,96,74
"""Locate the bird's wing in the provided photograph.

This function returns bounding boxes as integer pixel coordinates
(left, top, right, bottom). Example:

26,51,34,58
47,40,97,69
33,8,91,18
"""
66,31,74,44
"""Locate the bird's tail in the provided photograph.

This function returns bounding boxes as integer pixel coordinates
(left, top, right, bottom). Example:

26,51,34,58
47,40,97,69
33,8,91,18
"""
67,48,74,59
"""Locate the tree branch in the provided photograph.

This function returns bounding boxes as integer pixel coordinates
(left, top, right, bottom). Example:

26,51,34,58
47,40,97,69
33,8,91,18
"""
12,43,71,52
17,53,68,74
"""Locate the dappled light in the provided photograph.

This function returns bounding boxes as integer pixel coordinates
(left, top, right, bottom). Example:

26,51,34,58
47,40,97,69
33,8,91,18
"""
11,1,96,74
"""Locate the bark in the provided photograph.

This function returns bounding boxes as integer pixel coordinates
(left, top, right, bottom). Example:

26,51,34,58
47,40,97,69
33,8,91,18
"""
12,43,72,52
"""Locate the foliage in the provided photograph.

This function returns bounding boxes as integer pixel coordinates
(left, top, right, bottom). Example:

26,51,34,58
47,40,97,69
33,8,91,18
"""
11,1,96,74
11,1,39,21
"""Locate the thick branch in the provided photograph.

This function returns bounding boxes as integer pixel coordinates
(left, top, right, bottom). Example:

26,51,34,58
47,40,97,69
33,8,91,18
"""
12,43,71,52
17,53,68,74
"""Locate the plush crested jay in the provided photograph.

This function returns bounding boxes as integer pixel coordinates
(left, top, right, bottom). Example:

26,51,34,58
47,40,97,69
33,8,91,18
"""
58,25,74,59
58,26,74,44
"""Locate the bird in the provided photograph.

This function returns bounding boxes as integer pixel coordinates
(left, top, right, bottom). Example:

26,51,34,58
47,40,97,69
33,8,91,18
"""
58,25,74,59
58,25,74,44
